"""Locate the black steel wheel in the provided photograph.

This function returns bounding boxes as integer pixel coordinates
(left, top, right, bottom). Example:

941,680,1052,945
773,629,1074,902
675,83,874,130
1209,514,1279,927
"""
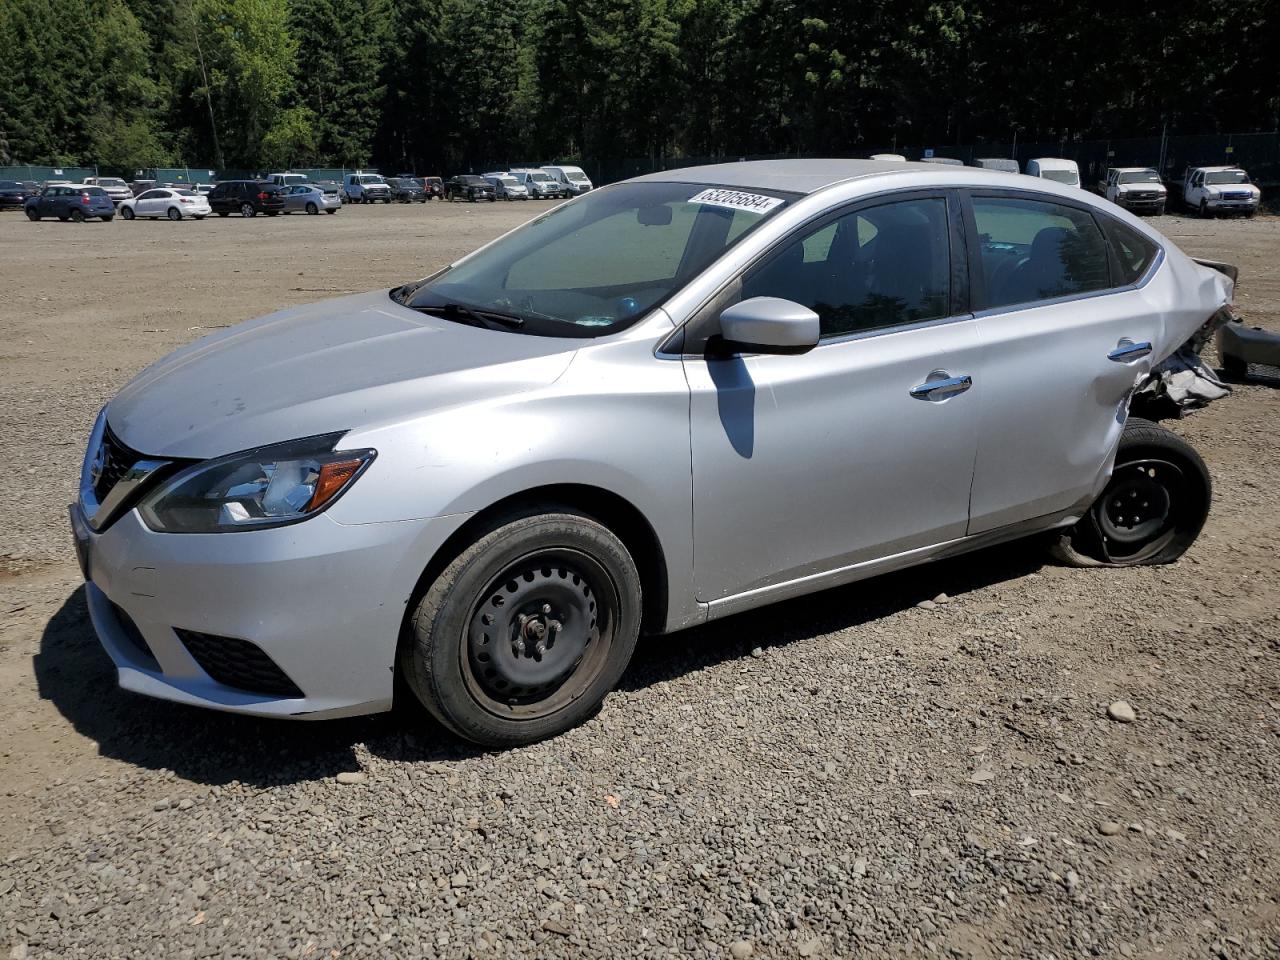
401,507,642,747
70,208,85,222
1051,418,1211,567
26,209,40,221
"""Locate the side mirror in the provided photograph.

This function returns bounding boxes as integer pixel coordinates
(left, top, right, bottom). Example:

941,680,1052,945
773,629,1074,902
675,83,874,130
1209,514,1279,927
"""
717,297,820,356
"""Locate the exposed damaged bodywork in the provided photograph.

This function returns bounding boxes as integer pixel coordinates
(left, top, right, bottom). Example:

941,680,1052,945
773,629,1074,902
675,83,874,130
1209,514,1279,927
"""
1131,258,1238,421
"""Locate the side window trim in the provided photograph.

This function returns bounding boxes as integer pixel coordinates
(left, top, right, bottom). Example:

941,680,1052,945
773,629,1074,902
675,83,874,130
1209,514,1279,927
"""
670,187,968,356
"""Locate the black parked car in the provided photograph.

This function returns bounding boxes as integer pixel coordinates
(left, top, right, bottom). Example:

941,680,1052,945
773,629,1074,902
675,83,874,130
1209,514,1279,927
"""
207,180,285,217
445,175,497,202
387,177,426,203
0,180,32,210
25,184,116,222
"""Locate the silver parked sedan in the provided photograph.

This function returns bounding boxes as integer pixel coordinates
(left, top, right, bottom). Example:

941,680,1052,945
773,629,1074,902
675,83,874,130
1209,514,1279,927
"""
280,183,342,214
72,160,1233,746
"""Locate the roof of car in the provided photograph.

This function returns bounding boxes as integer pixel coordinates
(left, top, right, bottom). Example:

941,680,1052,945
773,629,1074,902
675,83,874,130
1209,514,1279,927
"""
633,158,991,195
1192,165,1243,172
1112,167,1157,172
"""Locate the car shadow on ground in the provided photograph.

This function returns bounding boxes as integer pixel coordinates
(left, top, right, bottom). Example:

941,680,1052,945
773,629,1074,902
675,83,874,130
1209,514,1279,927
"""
34,541,1046,787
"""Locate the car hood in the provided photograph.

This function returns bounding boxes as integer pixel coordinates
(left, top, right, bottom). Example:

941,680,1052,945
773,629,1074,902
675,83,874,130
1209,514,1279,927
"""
107,290,579,459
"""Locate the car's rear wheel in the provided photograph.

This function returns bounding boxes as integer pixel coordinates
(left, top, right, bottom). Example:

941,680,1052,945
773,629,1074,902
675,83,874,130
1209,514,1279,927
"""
1050,418,1211,567
121,207,135,220
70,208,85,222
240,202,255,218
401,507,642,747
167,206,181,221
306,202,318,215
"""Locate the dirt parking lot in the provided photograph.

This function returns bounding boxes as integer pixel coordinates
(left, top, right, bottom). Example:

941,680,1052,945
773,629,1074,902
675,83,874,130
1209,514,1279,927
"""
0,203,1277,959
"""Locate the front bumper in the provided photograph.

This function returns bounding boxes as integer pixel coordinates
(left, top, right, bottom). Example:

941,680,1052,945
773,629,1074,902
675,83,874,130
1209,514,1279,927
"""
1205,197,1259,211
1115,194,1165,210
70,503,471,718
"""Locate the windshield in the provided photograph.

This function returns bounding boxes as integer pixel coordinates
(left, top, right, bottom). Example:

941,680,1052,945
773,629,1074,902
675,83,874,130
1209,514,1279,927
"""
529,172,551,182
357,175,384,185
82,187,107,196
98,178,127,187
1119,170,1161,184
1040,169,1079,184
0,181,19,189
176,189,200,197
1206,170,1249,185
398,181,792,338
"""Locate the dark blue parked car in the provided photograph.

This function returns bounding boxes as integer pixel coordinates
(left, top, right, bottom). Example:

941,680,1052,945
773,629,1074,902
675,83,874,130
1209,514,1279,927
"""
0,180,30,210
25,184,116,222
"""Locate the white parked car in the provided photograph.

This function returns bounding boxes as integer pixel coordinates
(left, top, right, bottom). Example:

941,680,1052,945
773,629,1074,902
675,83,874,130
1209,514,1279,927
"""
1102,168,1167,216
119,187,211,221
1180,166,1260,218
1025,158,1081,187
541,164,593,195
972,158,1020,173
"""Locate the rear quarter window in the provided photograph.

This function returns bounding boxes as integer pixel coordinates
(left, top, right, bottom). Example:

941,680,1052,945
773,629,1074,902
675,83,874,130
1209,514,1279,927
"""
1101,218,1160,286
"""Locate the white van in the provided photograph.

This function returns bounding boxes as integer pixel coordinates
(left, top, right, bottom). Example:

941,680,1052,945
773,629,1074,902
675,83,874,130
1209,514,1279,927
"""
267,173,309,189
541,165,593,195
1025,158,1081,187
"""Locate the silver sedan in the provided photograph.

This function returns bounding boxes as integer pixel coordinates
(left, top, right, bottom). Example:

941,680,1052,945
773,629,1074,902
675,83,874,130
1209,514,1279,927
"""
72,160,1232,745
280,183,342,214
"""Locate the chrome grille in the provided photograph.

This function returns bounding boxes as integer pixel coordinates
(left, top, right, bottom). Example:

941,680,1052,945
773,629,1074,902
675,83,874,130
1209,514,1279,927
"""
92,428,140,502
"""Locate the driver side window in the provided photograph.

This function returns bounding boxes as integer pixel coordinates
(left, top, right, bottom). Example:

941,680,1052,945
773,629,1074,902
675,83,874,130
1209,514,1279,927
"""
741,196,951,339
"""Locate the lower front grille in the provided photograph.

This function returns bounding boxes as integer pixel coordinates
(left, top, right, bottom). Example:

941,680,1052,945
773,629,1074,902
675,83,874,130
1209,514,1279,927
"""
110,601,158,666
176,629,304,698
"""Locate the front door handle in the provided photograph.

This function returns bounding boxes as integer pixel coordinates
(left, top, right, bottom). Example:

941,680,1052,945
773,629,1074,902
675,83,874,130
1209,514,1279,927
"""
1108,339,1153,363
910,372,973,401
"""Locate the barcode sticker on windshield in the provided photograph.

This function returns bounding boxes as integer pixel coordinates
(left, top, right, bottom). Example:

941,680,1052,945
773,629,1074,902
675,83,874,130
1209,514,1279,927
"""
688,188,784,214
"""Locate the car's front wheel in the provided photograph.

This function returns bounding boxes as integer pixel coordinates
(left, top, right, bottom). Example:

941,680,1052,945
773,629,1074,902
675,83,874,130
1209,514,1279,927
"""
401,507,642,747
121,207,135,220
1050,418,1211,567
25,209,39,221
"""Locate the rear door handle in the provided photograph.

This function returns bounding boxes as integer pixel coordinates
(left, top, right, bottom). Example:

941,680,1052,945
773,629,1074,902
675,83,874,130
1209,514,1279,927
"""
1108,339,1152,363
910,372,973,401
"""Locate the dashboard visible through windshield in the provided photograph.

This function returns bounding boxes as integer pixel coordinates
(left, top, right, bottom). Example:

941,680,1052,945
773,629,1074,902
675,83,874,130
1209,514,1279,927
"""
395,181,794,337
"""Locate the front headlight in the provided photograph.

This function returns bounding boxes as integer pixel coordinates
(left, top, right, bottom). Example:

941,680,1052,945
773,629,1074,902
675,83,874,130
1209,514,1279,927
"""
138,432,375,533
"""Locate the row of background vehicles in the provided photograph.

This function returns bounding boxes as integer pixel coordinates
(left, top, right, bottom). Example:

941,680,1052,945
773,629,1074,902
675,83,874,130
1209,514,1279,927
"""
869,152,1262,218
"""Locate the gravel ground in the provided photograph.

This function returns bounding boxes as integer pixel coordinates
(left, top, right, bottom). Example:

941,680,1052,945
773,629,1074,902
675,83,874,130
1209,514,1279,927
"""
0,204,1278,959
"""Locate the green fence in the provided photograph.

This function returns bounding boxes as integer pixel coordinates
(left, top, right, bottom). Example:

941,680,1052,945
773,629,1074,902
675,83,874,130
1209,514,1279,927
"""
0,164,97,183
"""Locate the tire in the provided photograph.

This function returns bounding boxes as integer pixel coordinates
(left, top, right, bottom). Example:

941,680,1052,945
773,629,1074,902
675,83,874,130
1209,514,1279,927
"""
1221,354,1248,380
401,506,643,747
194,215,206,220
265,210,278,216
240,203,256,218
306,202,318,215
70,208,85,222
217,211,229,217
325,209,336,214
26,209,40,221
121,207,135,220
1049,418,1211,568
1199,199,1210,218
167,206,181,221
101,215,113,222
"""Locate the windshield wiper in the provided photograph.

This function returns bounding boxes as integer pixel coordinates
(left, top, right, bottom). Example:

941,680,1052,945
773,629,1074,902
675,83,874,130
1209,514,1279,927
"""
412,301,526,330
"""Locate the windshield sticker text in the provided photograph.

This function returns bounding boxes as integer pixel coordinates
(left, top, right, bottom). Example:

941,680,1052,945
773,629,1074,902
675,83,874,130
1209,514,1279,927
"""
689,188,784,214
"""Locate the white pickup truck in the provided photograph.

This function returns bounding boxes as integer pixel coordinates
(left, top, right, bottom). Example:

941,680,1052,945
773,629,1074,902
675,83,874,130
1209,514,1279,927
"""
1101,167,1167,216
1181,166,1261,218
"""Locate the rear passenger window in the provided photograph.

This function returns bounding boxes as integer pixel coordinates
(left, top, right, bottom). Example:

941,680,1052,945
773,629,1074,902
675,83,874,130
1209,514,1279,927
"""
972,197,1109,309
1101,218,1159,285
743,197,951,339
